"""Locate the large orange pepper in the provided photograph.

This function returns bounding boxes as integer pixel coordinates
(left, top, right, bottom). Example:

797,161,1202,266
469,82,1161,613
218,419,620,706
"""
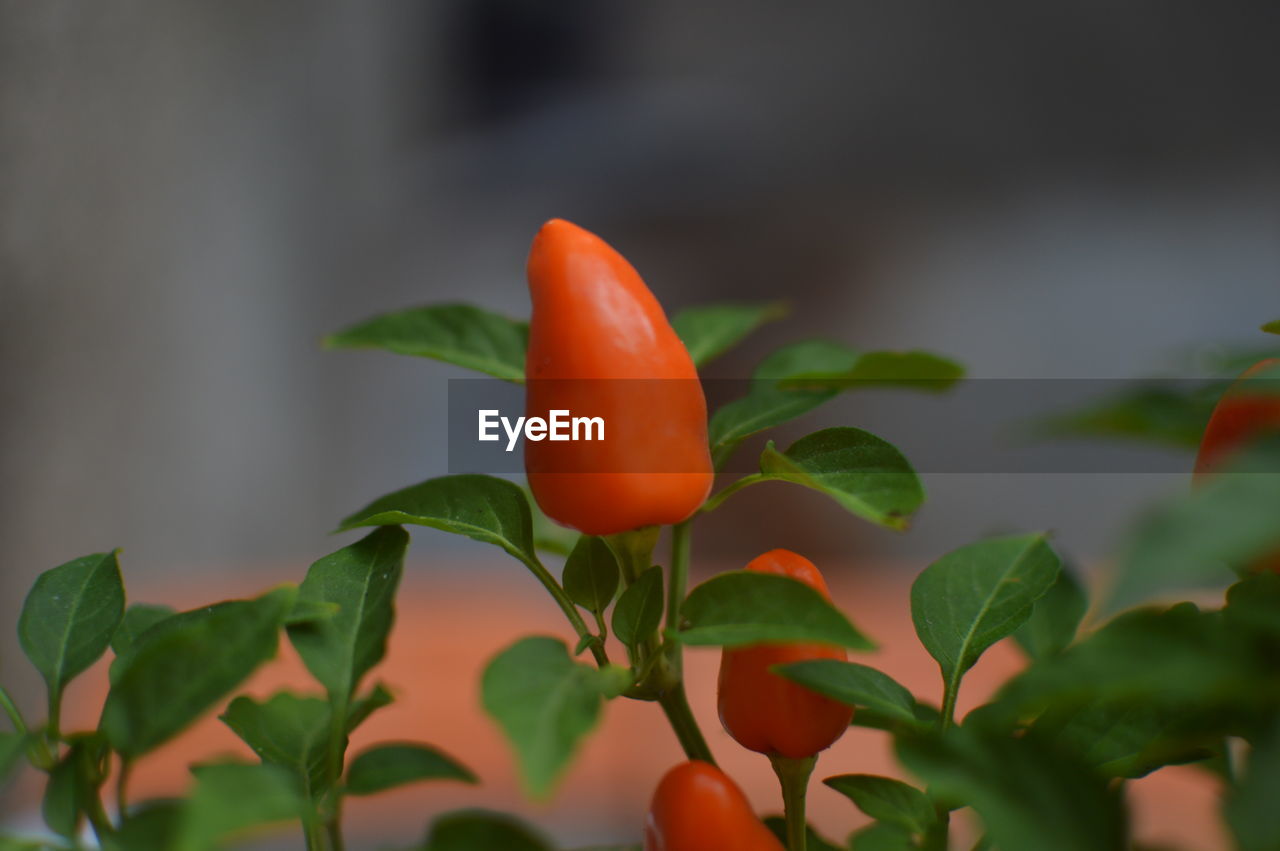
718,549,854,758
644,761,784,851
525,219,714,536
1193,358,1280,572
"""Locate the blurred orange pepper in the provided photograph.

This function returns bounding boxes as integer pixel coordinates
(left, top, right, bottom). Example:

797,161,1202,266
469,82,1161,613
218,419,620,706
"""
1194,358,1280,573
644,761,784,851
524,219,713,536
718,549,854,758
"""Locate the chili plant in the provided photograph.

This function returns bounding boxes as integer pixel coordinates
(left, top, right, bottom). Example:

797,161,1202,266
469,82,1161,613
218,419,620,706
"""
2,220,1279,851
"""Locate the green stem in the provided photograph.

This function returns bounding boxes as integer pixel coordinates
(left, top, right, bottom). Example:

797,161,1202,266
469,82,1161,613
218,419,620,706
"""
699,475,764,513
657,684,715,765
666,521,692,638
770,754,816,851
116,756,133,822
0,685,27,734
940,674,960,731
84,786,116,843
47,683,62,741
519,554,609,667
324,697,349,851
304,812,327,851
923,806,951,851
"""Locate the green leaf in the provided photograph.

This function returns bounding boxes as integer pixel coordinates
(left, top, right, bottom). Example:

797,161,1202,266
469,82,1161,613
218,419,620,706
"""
1013,566,1087,660
897,727,1127,851
849,822,918,851
1030,385,1216,450
1108,450,1280,611
671,301,787,367
562,536,620,615
761,816,843,851
481,637,611,799
824,774,935,835
175,762,305,851
703,427,924,531
611,566,663,648
345,742,476,795
991,603,1275,728
220,693,333,796
1224,572,1280,642
1262,320,1280,336
708,341,962,455
19,551,125,706
287,527,408,704
113,800,183,851
910,533,1060,708
346,682,396,733
680,571,875,649
783,349,964,392
338,475,536,565
1226,720,1280,851
101,588,294,756
325,304,528,382
110,603,177,658
1028,700,1215,778
775,660,923,729
422,809,554,851
0,732,26,783
41,752,82,838
708,341,855,451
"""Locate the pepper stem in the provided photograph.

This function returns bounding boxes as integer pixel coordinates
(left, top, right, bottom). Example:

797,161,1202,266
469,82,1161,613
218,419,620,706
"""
657,683,714,764
769,753,816,851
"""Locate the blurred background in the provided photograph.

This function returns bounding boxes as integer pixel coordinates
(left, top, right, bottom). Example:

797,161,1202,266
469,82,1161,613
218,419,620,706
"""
2,1,1279,846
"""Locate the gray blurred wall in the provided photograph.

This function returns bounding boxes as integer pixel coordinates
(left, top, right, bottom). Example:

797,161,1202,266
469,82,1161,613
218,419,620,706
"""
2,0,1279,725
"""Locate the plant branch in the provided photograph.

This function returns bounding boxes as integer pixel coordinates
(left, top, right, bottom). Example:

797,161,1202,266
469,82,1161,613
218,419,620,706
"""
770,754,815,851
518,553,609,667
657,683,714,765
0,685,27,734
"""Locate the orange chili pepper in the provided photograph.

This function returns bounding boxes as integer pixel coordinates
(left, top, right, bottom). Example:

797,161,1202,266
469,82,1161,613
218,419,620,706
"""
644,761,784,851
524,219,713,536
718,549,853,758
1194,358,1280,572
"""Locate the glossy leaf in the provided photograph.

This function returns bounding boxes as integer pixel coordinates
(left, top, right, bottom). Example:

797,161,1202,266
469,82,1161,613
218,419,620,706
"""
220,693,332,796
680,571,875,649
345,743,476,795
704,427,924,531
897,727,1127,851
824,774,935,835
1108,451,1280,611
287,526,408,703
19,551,124,704
911,534,1060,699
1226,720,1280,851
671,301,787,367
325,304,528,382
175,762,304,851
481,637,611,799
611,566,663,648
422,809,554,851
101,589,293,756
562,536,620,615
338,475,536,565
775,660,922,729
110,604,176,658
1013,565,1088,660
